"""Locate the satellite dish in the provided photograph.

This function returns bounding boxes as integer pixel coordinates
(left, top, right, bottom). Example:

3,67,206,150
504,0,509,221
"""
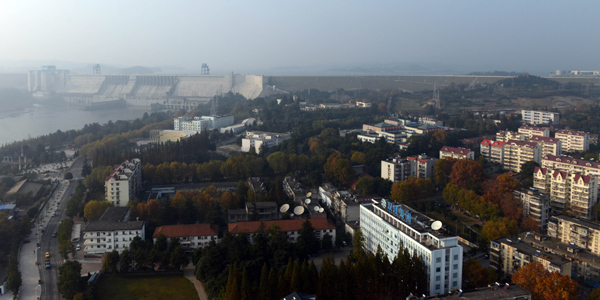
305,198,311,204
431,221,442,231
290,212,294,217
306,192,312,198
314,206,320,212
280,204,290,213
294,206,305,215
319,207,324,213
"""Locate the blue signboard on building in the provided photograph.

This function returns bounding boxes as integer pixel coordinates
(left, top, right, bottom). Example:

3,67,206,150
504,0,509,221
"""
381,199,411,224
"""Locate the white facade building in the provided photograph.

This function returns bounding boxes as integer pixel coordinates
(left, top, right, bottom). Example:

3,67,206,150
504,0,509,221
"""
480,139,506,165
173,115,234,133
555,129,589,152
518,126,550,139
381,155,437,182
439,146,474,160
530,136,562,156
83,221,145,254
513,188,551,230
153,224,219,252
503,140,541,172
241,131,291,154
105,159,142,207
521,110,560,125
360,200,462,296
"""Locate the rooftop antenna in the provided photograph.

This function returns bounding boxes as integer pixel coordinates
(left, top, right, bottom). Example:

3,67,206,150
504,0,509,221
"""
201,63,210,75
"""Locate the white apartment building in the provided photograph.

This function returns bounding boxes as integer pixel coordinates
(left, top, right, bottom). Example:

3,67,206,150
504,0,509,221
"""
518,125,550,139
173,115,234,133
503,140,541,173
105,159,142,207
541,155,600,179
480,139,505,165
496,130,525,142
521,110,560,125
439,146,474,160
360,200,463,296
153,224,219,252
548,215,600,255
513,188,551,230
241,131,291,154
83,221,145,254
555,129,589,152
381,154,437,182
530,136,562,156
533,167,598,220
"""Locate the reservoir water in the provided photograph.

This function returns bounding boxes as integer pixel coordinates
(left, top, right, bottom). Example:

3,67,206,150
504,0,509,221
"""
0,102,150,145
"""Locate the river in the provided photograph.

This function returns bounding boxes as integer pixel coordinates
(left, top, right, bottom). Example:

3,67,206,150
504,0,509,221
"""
0,102,150,145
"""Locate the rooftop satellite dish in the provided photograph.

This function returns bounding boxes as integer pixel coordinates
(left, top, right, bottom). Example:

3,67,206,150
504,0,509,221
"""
314,206,320,212
280,204,290,213
294,206,305,215
319,207,324,213
431,220,443,231
305,199,311,205
306,192,312,198
290,212,294,217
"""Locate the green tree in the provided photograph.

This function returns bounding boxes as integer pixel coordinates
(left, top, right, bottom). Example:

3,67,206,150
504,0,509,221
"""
101,250,120,273
58,260,83,300
171,245,189,270
64,172,73,180
351,228,366,261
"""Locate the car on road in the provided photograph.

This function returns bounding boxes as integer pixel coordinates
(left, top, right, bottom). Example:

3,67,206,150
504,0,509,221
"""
45,252,50,258
75,244,81,251
52,232,57,237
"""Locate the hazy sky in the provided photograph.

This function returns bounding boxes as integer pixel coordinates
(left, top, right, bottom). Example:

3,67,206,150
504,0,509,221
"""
1,0,599,75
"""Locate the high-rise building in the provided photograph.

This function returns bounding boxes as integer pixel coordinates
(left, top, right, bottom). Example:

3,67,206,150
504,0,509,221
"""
381,154,437,182
503,140,541,172
105,159,142,207
480,140,505,165
513,188,550,230
530,136,562,156
360,200,462,295
533,167,598,219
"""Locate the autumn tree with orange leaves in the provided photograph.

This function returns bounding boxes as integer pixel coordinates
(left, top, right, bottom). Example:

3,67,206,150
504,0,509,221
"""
449,159,485,192
482,173,522,222
513,261,578,300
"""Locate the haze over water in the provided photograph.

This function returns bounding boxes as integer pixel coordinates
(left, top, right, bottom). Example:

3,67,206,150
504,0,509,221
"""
0,103,149,145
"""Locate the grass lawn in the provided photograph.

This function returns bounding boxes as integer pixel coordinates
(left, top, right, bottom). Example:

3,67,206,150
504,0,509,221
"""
97,274,199,300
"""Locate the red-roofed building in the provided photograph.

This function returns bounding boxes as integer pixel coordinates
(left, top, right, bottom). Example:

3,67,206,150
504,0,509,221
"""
533,166,598,220
153,224,219,252
555,129,590,152
228,218,336,244
541,155,600,178
480,139,506,165
518,125,550,139
104,159,142,207
530,136,562,156
496,130,524,142
503,140,541,172
439,146,474,160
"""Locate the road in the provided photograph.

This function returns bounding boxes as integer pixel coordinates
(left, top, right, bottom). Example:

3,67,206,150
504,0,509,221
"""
35,156,82,300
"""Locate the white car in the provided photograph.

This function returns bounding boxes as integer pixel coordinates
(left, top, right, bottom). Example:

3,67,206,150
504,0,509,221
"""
75,244,81,251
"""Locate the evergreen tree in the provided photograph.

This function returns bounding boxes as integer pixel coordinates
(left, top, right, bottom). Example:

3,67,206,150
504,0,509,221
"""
258,263,270,300
290,259,302,292
240,267,252,300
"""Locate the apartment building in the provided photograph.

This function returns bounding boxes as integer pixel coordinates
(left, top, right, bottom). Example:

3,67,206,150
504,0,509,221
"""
439,146,474,160
152,224,218,252
496,130,524,142
489,237,571,276
541,154,600,179
503,140,541,173
360,200,463,295
518,125,550,139
83,221,145,254
105,158,142,207
548,215,600,256
513,188,551,230
530,136,562,156
521,110,560,125
555,129,589,152
480,139,505,165
533,167,598,220
381,154,437,182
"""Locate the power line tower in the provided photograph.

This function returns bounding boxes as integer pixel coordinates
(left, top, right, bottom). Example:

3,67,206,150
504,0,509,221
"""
201,63,210,75
433,84,441,109
92,64,101,74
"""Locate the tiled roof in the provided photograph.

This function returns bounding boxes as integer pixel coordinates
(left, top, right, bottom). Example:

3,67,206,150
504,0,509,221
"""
440,146,471,155
228,218,336,234
552,170,568,179
573,174,592,184
153,224,218,238
556,129,588,137
519,125,549,132
534,166,547,175
543,155,600,169
530,136,560,144
85,221,144,232
481,139,505,147
506,139,538,148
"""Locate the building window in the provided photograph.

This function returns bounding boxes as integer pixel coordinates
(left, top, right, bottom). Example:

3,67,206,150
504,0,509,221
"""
436,257,441,263
454,254,458,260
436,267,440,273
436,276,440,281
435,284,440,290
